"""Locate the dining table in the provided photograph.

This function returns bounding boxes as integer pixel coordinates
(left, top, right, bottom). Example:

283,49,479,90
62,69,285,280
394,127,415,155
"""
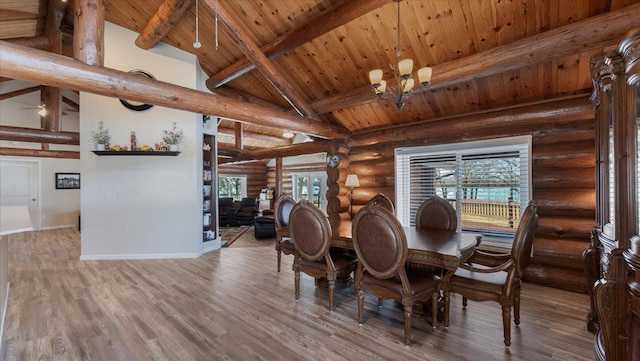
330,221,481,326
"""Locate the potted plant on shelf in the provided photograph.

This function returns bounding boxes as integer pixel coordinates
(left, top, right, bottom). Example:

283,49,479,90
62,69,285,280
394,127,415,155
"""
162,121,184,151
90,120,111,151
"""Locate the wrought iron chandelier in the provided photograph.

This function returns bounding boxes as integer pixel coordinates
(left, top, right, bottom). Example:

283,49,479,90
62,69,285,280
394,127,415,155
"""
368,0,432,110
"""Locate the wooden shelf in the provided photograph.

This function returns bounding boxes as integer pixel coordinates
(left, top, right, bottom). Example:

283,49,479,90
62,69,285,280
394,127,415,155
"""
92,151,180,156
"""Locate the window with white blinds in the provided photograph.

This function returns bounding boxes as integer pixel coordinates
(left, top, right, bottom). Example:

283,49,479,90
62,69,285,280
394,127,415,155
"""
395,136,531,245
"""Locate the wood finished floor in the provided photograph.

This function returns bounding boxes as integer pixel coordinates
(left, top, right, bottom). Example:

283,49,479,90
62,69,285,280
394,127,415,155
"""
1,228,596,361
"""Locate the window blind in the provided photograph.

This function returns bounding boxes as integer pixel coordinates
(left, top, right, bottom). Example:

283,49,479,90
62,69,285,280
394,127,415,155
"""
395,136,531,244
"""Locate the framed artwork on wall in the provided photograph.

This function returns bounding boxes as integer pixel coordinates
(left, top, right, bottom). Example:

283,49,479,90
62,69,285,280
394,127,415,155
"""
55,173,80,190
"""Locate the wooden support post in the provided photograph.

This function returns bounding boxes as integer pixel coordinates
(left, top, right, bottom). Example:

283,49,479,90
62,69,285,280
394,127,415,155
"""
73,0,105,66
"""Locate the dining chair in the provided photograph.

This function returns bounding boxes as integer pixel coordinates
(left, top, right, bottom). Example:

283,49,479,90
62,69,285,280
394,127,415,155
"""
367,193,395,214
447,202,538,346
415,195,457,231
290,200,357,311
274,194,296,272
412,195,461,276
352,202,441,345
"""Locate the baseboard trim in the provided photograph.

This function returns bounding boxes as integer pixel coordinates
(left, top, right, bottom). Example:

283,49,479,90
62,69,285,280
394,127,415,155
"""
39,224,75,231
202,240,221,253
80,252,201,260
0,282,10,355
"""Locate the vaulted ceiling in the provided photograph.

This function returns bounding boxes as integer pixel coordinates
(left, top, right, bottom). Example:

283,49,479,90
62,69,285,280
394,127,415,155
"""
1,0,640,151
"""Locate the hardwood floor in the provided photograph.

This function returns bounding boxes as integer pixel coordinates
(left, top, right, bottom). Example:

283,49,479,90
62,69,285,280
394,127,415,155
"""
1,228,595,361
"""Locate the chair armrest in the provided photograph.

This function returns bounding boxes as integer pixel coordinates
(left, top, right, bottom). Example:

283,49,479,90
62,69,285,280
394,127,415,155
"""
458,259,513,273
469,249,510,260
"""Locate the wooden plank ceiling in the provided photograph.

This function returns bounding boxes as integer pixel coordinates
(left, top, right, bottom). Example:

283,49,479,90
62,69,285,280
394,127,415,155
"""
1,0,639,151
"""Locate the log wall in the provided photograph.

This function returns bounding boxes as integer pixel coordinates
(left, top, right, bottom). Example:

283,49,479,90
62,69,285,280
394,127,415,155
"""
347,95,595,293
223,95,596,293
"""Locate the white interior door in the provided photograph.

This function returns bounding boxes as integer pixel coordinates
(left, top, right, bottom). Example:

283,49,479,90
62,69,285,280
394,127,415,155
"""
0,159,39,229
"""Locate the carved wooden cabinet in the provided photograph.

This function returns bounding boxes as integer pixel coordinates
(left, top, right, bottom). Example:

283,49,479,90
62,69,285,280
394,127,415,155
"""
584,27,640,361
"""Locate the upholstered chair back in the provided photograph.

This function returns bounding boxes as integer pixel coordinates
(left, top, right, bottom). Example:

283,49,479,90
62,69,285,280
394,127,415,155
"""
275,194,296,230
415,195,457,231
510,203,539,277
367,193,395,214
289,200,331,262
353,202,407,279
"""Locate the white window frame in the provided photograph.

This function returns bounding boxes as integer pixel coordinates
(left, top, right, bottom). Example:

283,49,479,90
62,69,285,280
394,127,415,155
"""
218,174,247,201
395,136,532,249
291,172,327,213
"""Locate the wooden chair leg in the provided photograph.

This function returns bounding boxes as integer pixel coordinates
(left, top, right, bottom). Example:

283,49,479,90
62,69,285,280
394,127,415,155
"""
294,270,300,301
378,298,383,308
403,304,412,346
462,296,468,307
357,289,364,324
431,292,438,329
328,275,336,311
277,250,282,272
514,287,521,325
443,290,451,327
502,304,511,346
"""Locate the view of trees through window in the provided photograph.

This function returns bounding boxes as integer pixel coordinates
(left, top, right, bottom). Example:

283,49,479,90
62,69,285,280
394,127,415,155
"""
218,176,246,201
293,173,325,210
431,154,522,233
396,137,530,240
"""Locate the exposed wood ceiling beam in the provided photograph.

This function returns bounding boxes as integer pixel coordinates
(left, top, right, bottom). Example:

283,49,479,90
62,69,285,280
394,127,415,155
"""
0,126,79,145
310,3,640,114
0,85,41,101
208,0,320,120
205,0,388,89
0,147,79,159
135,0,196,50
217,127,290,146
6,36,49,49
62,96,79,111
0,41,348,139
349,95,592,148
225,139,330,163
217,147,240,159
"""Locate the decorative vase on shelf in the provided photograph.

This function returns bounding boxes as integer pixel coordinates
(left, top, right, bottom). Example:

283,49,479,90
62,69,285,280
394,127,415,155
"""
162,121,183,152
90,120,111,151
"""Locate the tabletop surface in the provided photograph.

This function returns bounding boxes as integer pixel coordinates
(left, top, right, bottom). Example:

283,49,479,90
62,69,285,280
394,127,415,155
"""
332,221,479,257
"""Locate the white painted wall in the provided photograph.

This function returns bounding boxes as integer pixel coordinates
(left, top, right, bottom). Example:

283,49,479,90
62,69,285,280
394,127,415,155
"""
80,22,203,259
0,80,81,229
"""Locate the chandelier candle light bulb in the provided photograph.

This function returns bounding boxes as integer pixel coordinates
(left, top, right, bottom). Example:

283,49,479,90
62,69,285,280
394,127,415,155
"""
367,0,433,110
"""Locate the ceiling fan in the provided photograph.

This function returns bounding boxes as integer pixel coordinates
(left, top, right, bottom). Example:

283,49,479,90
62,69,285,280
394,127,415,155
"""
10,100,78,116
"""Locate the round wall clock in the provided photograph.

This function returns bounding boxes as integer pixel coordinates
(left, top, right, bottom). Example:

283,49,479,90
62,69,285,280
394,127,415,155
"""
119,69,155,111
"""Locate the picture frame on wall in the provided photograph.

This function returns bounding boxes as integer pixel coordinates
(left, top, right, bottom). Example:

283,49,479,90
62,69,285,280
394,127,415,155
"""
55,173,80,190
